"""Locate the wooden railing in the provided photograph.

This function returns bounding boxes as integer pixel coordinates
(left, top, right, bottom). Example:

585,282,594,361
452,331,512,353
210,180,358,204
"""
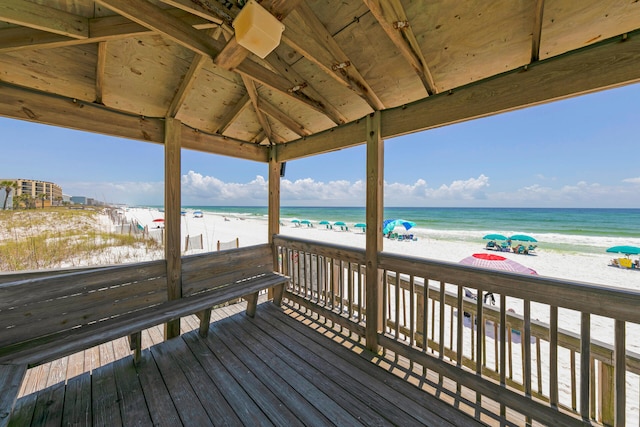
273,235,640,427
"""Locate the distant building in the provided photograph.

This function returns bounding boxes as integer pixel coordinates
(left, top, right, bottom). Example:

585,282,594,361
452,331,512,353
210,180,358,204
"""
71,196,88,205
0,178,63,209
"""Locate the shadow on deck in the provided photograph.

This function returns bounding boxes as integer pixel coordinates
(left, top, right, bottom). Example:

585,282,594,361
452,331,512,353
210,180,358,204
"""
11,300,485,427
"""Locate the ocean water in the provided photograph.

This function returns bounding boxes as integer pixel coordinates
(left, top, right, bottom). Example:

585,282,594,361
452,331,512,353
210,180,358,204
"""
180,206,640,255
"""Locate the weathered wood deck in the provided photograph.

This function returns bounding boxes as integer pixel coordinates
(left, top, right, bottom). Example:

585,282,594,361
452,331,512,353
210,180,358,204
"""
10,299,484,427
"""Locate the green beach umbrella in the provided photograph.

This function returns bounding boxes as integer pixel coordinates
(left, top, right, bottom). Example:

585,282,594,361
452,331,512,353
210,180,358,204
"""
510,234,537,243
483,233,508,241
354,223,366,229
319,220,330,225
334,221,346,226
606,245,640,256
300,219,312,226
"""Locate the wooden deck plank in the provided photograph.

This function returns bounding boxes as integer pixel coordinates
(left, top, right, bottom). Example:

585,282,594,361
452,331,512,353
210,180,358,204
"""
254,305,446,427
150,339,214,427
158,335,243,426
29,383,65,427
61,372,91,427
112,356,153,426
213,307,364,426
91,363,122,427
213,308,395,426
198,329,305,427
276,305,487,427
181,333,273,427
208,312,335,427
7,393,37,427
135,350,182,427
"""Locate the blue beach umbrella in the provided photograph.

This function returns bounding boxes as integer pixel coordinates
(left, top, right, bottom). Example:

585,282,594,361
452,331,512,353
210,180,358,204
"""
606,246,640,256
383,219,416,235
483,233,508,241
334,221,346,226
510,234,538,243
300,219,312,227
354,223,366,229
319,220,332,229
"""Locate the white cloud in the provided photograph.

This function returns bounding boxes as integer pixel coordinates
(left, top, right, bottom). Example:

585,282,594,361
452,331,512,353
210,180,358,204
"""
61,172,640,207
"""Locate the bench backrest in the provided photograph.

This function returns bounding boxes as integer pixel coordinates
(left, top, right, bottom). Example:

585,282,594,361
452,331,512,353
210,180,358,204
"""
0,260,167,348
181,243,275,296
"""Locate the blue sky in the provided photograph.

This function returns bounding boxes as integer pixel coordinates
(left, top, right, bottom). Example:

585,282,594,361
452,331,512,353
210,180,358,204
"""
2,83,640,208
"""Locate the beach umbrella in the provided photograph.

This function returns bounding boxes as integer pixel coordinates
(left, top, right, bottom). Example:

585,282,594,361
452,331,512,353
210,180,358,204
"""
291,218,301,224
300,219,312,227
333,221,346,226
606,245,640,256
354,223,366,229
510,234,538,243
483,233,508,241
319,220,332,229
459,253,537,275
383,219,416,235
152,218,164,223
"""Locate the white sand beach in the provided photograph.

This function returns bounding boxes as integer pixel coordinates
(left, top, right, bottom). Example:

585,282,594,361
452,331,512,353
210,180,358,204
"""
124,206,640,422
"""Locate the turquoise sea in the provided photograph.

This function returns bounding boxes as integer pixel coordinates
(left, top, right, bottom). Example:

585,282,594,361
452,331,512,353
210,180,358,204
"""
175,206,640,255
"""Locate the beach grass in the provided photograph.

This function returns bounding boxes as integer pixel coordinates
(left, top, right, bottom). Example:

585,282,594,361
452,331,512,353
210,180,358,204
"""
0,208,162,271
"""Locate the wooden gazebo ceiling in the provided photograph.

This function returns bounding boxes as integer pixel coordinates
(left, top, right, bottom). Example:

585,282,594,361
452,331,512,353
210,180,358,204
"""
1,0,640,163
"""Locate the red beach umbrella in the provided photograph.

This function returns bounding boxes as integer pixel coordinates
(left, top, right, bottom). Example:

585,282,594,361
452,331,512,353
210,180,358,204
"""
152,218,164,223
459,253,537,275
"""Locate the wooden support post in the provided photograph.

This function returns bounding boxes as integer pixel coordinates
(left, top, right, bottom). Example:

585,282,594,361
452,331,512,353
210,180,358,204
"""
198,308,212,338
128,332,142,363
244,292,259,317
268,146,281,300
164,117,182,340
365,111,383,352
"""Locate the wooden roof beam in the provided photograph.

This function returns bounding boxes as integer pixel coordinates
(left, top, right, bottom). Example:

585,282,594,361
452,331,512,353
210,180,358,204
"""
264,53,348,125
292,2,386,111
0,82,268,162
258,98,312,137
362,0,437,95
241,75,277,144
214,0,303,70
95,42,108,105
215,93,251,135
531,0,546,62
94,0,220,58
277,31,640,161
0,0,88,39
0,10,215,54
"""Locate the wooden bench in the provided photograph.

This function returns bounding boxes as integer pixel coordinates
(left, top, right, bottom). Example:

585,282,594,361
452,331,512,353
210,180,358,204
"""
0,244,287,426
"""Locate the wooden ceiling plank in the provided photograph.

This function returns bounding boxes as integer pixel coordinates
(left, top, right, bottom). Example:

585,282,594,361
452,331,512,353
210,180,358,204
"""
258,98,311,137
241,75,275,144
94,0,220,58
159,0,229,25
0,81,267,162
265,52,348,124
216,93,251,135
277,31,640,161
294,2,385,110
362,0,436,95
0,10,217,54
531,0,546,62
0,0,89,39
214,0,303,70
95,42,108,105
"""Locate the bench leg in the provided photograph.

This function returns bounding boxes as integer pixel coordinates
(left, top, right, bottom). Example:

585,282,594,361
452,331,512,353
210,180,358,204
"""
128,332,142,364
197,308,212,338
272,282,285,306
244,292,259,317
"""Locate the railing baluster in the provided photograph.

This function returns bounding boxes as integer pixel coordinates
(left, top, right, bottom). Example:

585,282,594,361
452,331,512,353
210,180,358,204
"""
457,286,463,367
382,269,388,333
424,280,429,353
476,286,483,374
348,262,353,319
439,281,445,359
614,319,626,426
431,291,436,354
580,312,591,420
500,294,506,418
550,305,558,408
395,272,400,340
339,260,344,315
524,299,532,426
449,305,454,357
536,337,542,394
357,263,363,323
571,350,577,410
409,275,415,347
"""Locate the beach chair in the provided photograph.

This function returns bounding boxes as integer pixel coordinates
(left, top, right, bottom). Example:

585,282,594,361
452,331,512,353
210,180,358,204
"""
619,258,633,268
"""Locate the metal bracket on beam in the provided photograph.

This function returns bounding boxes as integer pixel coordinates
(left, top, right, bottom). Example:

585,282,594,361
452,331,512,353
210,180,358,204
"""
393,20,410,30
332,61,351,71
288,82,308,93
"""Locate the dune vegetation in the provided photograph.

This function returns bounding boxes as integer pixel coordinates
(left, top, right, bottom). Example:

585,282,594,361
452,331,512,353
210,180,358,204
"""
0,208,162,271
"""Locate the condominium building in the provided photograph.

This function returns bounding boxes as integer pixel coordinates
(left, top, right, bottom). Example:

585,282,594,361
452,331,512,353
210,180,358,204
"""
1,178,63,208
